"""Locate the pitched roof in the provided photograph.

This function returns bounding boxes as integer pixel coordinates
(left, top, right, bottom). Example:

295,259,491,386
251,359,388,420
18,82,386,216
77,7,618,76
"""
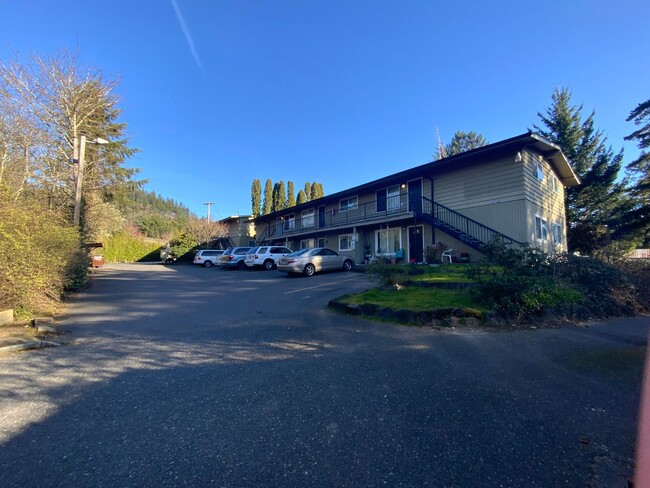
258,132,579,220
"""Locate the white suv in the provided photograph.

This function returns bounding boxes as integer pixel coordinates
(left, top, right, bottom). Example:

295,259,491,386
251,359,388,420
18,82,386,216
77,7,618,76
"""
193,249,224,267
244,246,292,270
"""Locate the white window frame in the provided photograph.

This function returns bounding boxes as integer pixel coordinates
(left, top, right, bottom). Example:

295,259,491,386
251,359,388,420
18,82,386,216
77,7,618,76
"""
339,196,358,212
300,238,314,249
284,213,295,231
339,234,354,251
536,161,544,182
375,228,402,256
552,223,562,245
535,215,548,241
387,185,400,212
551,174,559,192
301,208,315,228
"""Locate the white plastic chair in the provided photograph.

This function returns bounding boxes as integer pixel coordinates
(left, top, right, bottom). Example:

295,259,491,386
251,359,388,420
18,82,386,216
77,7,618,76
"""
441,249,453,264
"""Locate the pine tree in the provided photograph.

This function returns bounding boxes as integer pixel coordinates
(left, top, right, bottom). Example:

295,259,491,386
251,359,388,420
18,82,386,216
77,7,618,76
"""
296,190,307,205
623,99,650,245
262,179,273,215
287,181,296,207
445,131,488,156
533,87,625,254
251,179,261,217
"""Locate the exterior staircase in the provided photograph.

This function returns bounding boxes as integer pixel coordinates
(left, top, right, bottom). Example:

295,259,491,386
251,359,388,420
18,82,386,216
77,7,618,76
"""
416,197,523,252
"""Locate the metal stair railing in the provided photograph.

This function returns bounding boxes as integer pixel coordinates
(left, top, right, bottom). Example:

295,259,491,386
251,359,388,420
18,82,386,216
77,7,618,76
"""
418,196,523,250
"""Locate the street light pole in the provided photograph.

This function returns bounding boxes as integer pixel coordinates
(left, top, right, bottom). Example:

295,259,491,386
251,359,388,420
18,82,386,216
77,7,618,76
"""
203,202,214,222
73,135,109,229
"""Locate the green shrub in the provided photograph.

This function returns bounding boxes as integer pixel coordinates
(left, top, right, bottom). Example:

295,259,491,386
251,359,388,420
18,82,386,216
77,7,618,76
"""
102,231,163,262
0,190,84,317
366,262,422,287
168,233,198,262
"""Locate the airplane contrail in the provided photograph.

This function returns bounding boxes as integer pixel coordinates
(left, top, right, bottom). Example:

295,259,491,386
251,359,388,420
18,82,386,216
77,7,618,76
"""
171,0,204,72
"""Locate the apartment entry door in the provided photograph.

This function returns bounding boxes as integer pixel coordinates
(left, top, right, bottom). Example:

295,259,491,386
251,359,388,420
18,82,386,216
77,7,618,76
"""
408,225,424,263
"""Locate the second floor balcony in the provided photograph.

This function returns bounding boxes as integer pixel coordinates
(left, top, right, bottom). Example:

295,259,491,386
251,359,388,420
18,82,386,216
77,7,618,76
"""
266,193,414,238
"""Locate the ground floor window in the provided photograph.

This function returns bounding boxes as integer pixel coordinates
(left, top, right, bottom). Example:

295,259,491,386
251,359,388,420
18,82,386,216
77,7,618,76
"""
375,228,401,255
535,215,548,241
300,238,314,249
552,223,562,245
339,234,354,251
317,237,326,247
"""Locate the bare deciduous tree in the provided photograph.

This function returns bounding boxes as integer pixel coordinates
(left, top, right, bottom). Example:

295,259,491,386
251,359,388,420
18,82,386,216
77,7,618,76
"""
186,217,229,247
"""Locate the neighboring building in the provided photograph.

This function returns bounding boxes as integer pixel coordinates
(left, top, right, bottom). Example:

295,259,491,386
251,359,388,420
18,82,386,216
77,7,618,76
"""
219,215,256,248
252,132,580,264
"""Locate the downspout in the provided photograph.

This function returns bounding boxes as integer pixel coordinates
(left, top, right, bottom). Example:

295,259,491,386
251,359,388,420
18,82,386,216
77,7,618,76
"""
427,176,436,246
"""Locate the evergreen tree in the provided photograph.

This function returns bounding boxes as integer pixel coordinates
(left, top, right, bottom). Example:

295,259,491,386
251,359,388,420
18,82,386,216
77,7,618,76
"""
277,181,287,211
251,179,261,217
623,98,650,245
262,179,273,215
533,87,625,254
304,182,311,202
287,181,296,207
310,182,319,201
296,189,307,205
445,131,488,156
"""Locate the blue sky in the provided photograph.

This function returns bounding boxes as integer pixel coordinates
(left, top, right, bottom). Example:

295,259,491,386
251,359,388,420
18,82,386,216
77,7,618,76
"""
2,1,648,218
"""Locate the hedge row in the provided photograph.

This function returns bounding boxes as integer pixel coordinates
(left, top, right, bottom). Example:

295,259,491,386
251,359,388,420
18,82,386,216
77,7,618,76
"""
102,231,163,263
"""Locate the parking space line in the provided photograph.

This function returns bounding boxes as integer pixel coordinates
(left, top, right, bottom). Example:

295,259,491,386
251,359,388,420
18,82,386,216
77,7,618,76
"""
283,276,361,294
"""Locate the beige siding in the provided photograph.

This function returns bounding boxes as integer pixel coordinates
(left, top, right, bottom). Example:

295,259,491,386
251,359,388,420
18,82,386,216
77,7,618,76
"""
434,156,526,209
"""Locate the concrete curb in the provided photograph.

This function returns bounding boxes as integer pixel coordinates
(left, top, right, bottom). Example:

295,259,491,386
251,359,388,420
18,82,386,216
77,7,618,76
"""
0,340,61,353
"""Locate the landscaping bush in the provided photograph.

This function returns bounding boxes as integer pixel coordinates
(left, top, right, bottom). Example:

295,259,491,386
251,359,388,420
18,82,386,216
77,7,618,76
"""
366,261,424,287
469,239,643,320
102,231,163,262
0,190,85,318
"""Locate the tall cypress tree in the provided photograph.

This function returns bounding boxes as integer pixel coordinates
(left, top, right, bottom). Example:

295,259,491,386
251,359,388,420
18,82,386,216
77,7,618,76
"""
262,179,273,215
533,87,625,253
296,189,307,205
304,182,311,202
251,179,261,217
287,181,296,207
277,181,287,211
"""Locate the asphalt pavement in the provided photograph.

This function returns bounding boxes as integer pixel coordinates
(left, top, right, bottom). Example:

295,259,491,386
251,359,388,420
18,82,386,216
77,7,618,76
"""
0,262,647,487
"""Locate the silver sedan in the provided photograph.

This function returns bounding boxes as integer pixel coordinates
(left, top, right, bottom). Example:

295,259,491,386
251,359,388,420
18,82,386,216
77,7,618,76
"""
276,247,354,276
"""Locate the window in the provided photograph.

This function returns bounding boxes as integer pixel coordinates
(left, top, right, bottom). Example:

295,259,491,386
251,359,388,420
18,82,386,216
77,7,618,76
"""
302,208,315,228
375,228,402,255
339,234,354,251
284,214,295,231
317,237,326,247
535,216,548,241
552,223,562,245
536,161,544,181
300,238,314,249
340,196,358,212
271,247,291,254
551,175,559,192
387,185,400,212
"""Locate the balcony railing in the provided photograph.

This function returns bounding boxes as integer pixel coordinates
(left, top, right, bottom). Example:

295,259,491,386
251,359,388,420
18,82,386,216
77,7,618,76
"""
267,194,410,238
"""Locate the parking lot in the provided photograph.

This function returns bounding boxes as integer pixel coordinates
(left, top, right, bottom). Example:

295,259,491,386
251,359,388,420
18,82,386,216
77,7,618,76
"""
0,262,646,487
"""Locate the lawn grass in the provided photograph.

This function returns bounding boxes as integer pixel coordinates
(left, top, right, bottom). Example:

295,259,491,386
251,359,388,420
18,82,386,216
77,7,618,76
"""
341,287,482,311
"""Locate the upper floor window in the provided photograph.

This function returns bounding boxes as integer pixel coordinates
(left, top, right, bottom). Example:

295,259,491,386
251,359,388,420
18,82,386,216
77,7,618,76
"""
302,208,315,228
340,196,358,212
551,174,559,192
535,215,548,241
284,214,295,231
536,161,544,181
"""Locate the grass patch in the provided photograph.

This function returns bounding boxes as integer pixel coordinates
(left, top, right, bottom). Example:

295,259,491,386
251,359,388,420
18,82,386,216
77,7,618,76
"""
341,287,481,311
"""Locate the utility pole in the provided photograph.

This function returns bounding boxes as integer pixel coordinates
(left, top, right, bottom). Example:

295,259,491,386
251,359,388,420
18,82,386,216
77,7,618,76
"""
73,135,109,229
203,202,214,222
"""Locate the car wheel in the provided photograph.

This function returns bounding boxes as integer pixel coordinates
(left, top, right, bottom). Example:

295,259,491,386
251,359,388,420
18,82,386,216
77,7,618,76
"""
237,260,246,270
263,259,274,270
203,260,213,268
343,259,353,271
303,263,315,276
